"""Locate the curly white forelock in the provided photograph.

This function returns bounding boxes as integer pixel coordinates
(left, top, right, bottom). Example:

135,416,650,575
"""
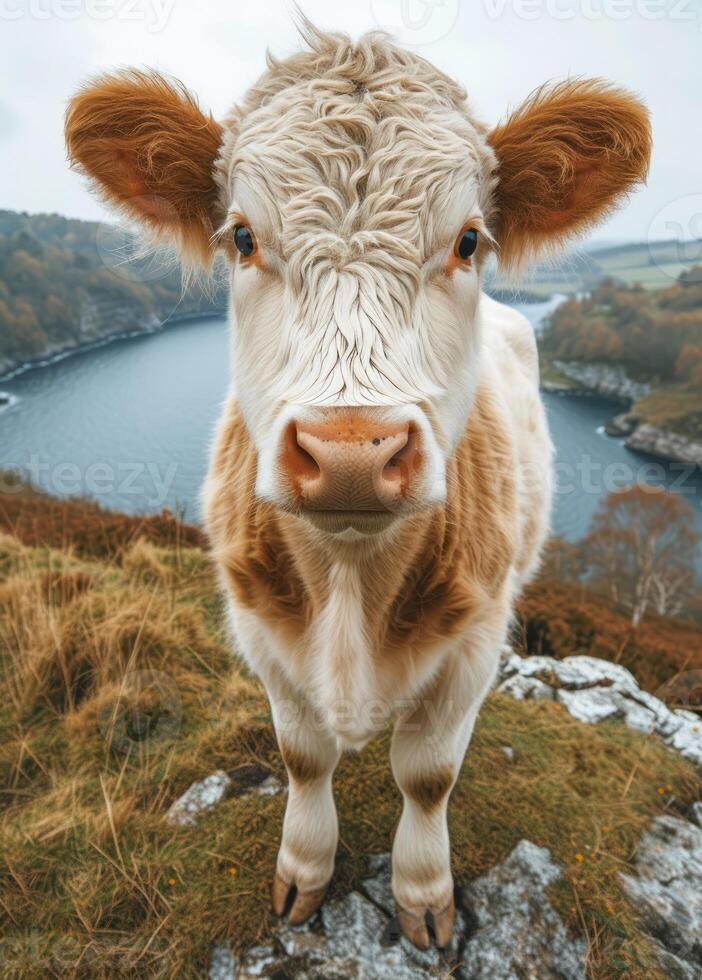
214,25,496,415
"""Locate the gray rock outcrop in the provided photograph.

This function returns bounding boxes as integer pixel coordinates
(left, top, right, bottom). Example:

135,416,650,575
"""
551,360,651,403
541,359,702,467
209,843,586,979
167,771,233,827
621,815,702,975
625,423,702,466
206,652,702,978
497,651,702,767
167,768,285,827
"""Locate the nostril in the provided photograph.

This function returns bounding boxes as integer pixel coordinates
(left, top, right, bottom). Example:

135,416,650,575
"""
380,426,418,488
295,435,321,478
283,423,321,483
383,454,404,477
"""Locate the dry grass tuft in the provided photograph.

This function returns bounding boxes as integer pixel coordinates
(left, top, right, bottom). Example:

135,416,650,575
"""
0,473,206,559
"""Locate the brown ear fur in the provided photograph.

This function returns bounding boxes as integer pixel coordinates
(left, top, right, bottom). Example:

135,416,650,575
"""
65,70,224,268
488,79,651,270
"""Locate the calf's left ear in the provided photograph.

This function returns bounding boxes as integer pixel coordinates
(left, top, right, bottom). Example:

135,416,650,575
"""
488,79,651,270
65,69,224,269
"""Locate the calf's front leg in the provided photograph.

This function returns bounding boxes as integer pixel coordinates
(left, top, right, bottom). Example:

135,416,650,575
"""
263,664,341,925
390,646,499,950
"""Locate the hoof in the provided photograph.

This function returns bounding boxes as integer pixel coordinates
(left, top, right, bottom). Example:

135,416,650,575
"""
272,872,327,925
396,905,430,950
429,897,456,949
396,894,455,950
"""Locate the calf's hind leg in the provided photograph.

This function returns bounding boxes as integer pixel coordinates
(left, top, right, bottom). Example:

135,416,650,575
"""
262,664,341,924
390,647,499,949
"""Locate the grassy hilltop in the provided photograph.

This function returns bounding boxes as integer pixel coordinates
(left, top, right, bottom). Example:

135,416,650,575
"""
0,484,700,978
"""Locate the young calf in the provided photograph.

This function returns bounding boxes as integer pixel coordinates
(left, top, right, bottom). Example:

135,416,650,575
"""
66,25,650,949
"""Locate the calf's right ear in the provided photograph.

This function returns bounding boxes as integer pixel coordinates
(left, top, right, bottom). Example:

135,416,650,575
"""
65,69,224,269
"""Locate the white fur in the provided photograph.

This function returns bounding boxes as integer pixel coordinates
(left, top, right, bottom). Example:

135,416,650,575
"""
309,561,377,749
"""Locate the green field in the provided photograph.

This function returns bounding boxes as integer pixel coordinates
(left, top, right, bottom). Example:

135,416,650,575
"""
490,238,702,299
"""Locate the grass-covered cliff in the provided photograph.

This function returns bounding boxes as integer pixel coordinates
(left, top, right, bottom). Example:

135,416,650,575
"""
0,485,700,978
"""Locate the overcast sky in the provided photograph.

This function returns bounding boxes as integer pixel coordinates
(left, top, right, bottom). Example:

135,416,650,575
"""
1,0,699,246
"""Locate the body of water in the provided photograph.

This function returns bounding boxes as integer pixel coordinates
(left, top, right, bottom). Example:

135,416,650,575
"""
1,305,701,556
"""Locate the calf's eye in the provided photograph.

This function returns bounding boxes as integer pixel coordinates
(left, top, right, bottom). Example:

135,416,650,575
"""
234,224,255,257
456,228,478,260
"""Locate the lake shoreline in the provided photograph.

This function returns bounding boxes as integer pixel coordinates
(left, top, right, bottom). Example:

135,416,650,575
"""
0,289,558,383
0,307,227,383
3,307,701,566
541,361,702,468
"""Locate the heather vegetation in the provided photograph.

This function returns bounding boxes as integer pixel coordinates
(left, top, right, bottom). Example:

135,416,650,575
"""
516,578,701,699
0,472,206,559
0,483,700,978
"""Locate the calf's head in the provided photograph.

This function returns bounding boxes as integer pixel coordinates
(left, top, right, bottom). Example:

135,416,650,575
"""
66,27,650,536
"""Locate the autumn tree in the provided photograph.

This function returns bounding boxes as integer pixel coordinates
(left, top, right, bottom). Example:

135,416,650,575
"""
537,537,587,583
582,485,699,626
675,343,702,386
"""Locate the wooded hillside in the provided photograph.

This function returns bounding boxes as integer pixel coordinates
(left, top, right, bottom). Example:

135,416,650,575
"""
540,269,702,436
0,210,225,373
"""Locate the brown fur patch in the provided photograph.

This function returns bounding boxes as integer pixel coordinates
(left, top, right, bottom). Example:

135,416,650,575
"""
65,69,224,268
204,406,313,637
404,766,454,812
205,384,518,668
489,79,651,269
383,386,516,651
279,741,325,784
